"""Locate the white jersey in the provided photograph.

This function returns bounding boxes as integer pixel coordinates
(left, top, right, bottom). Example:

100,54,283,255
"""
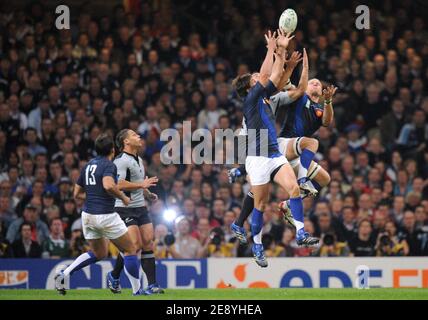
114,152,146,208
270,91,295,116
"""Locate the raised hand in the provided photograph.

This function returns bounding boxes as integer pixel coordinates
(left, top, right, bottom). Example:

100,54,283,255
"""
302,48,308,69
322,85,338,101
285,51,303,70
264,30,277,51
276,28,295,49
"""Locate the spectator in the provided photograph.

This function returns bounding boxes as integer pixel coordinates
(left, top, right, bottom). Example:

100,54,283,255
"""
205,227,237,258
314,233,351,257
24,127,47,158
0,1,427,259
197,95,227,130
278,227,296,257
0,222,13,258
379,99,406,149
400,210,420,256
376,221,409,256
153,223,169,259
192,217,210,244
0,195,16,228
42,218,69,258
349,219,376,257
11,222,42,258
6,203,49,244
167,217,203,259
397,109,428,158
340,206,357,242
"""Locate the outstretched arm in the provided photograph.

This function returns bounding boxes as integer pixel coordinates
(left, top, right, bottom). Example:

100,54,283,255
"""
269,31,294,88
277,51,303,90
259,30,277,86
322,85,337,126
286,48,308,100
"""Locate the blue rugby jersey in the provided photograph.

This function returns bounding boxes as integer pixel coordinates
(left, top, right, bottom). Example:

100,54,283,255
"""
77,156,117,214
273,92,324,138
243,81,281,158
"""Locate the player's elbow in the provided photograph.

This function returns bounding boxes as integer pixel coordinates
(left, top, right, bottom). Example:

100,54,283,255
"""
103,182,115,192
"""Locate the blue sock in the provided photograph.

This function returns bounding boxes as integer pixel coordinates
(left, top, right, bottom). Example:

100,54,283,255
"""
63,251,97,277
251,208,264,245
289,197,304,232
298,149,315,180
123,255,141,294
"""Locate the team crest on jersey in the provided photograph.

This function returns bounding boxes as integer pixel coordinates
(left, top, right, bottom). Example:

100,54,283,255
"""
314,107,323,117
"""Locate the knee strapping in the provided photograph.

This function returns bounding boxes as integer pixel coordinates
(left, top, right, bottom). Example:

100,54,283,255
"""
294,137,303,156
308,163,321,181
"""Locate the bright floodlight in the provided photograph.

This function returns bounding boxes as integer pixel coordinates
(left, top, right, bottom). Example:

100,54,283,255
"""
163,209,177,222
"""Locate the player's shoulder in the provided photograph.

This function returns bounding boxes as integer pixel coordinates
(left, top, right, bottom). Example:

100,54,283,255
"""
245,82,264,99
115,152,136,165
96,157,115,170
114,152,127,161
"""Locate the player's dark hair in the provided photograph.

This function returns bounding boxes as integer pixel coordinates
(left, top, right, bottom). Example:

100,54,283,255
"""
232,73,251,98
95,133,114,156
115,129,130,152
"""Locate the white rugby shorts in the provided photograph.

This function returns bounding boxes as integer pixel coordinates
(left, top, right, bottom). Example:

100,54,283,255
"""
81,211,128,240
245,155,288,185
277,137,300,168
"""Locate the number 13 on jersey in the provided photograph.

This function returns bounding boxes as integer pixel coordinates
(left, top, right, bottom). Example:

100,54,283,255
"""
85,165,97,185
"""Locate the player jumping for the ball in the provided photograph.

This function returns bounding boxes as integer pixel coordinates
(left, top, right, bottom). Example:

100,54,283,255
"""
232,30,318,268
231,48,337,245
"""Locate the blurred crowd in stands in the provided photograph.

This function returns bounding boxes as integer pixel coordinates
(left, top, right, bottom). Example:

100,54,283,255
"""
0,0,427,259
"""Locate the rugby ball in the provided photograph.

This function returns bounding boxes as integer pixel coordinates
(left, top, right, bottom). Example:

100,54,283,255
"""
279,8,298,34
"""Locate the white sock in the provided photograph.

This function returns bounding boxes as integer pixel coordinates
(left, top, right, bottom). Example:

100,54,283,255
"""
298,163,308,181
253,230,262,245
124,264,141,294
63,252,95,277
295,220,304,233
137,250,143,279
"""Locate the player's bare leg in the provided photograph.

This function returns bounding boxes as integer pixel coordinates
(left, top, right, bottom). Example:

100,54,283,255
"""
108,225,142,293
286,137,319,196
140,223,164,294
232,175,253,244
56,238,109,295
110,231,144,295
279,162,330,225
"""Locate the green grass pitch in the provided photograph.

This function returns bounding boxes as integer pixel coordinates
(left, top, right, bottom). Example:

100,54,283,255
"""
0,288,428,300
